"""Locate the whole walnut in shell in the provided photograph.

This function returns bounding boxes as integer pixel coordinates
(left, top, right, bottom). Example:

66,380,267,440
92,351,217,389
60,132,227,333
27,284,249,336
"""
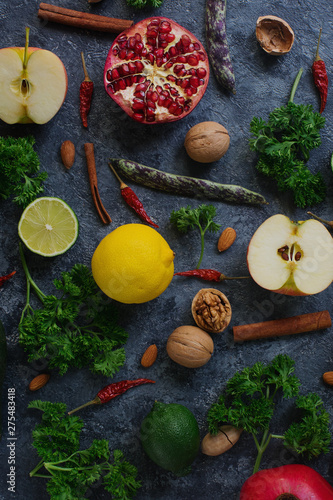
184,121,230,163
166,325,214,368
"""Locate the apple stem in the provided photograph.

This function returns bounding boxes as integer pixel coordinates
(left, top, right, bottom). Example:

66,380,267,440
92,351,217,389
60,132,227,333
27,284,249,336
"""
307,211,333,228
23,26,30,70
81,52,92,82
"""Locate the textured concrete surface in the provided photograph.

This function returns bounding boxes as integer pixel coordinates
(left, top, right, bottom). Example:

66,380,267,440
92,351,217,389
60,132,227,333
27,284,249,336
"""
0,0,333,499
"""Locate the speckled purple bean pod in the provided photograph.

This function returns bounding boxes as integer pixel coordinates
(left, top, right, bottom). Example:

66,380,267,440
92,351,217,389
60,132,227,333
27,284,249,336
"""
109,159,267,206
205,0,236,94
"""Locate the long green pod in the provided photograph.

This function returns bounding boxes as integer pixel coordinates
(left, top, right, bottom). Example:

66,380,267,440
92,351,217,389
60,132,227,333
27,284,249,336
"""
109,159,267,205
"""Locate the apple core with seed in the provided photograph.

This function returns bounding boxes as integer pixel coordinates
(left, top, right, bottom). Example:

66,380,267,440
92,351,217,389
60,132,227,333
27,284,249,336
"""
247,214,333,296
0,27,68,125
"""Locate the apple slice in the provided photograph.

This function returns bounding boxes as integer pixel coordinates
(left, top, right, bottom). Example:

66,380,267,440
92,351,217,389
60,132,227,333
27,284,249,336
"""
0,27,67,124
247,214,333,295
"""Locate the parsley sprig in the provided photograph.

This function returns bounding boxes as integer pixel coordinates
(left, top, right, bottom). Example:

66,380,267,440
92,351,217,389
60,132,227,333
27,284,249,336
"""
19,244,128,376
170,204,221,268
126,0,163,8
29,400,141,500
207,354,331,474
0,136,47,208
249,68,326,208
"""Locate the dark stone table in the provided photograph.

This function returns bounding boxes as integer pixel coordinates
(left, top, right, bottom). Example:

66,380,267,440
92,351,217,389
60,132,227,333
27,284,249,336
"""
0,0,333,498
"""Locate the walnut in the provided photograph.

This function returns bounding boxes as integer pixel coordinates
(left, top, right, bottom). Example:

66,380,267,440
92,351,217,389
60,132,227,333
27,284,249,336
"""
191,288,232,333
166,325,214,368
184,121,230,163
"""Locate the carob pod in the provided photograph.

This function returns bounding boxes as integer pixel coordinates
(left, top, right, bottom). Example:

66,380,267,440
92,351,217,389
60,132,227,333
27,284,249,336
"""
109,159,267,205
0,320,7,440
205,0,236,94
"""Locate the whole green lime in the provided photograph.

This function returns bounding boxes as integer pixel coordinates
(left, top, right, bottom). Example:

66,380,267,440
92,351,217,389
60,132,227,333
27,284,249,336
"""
140,401,200,476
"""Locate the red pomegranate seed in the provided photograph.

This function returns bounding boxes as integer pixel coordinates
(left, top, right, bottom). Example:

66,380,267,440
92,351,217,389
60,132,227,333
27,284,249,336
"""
135,42,144,54
147,38,156,47
198,51,207,61
187,54,198,66
132,99,145,111
128,36,137,49
159,21,172,33
118,49,127,59
133,112,145,121
135,61,144,72
176,96,185,105
148,53,155,64
166,33,176,43
147,100,156,109
170,87,179,96
148,19,160,26
196,67,207,78
167,75,177,83
189,76,200,87
168,46,178,57
180,79,190,89
164,97,173,108
176,55,187,63
118,79,127,90
128,62,137,73
186,88,193,96
121,64,129,75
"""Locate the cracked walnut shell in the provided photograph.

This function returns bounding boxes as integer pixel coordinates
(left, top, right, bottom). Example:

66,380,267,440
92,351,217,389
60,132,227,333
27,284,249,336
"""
191,288,232,333
256,16,294,55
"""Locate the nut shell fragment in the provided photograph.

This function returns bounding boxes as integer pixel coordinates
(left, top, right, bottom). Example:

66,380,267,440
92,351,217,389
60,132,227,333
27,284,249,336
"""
256,15,294,55
192,288,232,333
166,325,214,368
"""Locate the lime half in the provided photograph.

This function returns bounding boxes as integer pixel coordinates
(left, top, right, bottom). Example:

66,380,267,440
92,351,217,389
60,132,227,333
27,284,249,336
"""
18,197,79,257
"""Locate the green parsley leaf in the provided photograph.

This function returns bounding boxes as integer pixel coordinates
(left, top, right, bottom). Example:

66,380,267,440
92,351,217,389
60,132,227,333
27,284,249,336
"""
170,204,221,268
0,136,47,208
249,80,327,208
29,402,141,500
19,247,128,376
206,355,331,474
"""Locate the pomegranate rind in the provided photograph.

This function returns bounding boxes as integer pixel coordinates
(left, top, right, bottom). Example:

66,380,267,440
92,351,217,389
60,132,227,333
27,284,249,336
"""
104,17,209,124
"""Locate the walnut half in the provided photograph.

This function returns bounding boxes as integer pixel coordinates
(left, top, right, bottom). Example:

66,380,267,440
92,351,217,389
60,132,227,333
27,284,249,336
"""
191,288,232,333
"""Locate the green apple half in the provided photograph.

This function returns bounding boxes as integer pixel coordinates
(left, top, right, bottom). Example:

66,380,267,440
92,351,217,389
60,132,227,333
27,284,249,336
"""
0,27,67,124
247,214,333,295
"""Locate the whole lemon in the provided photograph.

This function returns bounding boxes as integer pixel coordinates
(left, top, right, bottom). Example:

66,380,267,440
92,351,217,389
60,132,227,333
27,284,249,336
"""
91,223,175,304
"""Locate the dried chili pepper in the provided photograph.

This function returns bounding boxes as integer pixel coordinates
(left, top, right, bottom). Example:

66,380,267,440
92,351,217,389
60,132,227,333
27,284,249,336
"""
68,378,155,415
0,271,16,287
79,51,94,127
109,162,159,228
312,28,328,114
174,269,249,282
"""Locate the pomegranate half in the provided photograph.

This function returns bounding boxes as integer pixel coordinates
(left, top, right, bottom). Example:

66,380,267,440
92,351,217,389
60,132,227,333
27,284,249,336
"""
104,17,209,124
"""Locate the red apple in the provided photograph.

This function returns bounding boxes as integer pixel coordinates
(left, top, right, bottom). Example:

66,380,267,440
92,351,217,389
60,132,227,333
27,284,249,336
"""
247,214,333,295
240,464,333,500
0,27,68,124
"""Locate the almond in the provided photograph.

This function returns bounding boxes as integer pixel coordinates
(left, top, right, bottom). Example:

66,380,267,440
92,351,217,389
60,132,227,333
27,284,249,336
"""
29,373,50,392
217,227,236,252
141,344,158,368
60,140,75,169
323,371,333,386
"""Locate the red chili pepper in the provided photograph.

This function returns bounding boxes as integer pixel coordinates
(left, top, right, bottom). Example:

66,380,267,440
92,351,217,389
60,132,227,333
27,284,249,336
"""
109,162,159,228
312,28,328,114
80,51,94,127
68,378,155,415
174,269,249,282
0,271,16,287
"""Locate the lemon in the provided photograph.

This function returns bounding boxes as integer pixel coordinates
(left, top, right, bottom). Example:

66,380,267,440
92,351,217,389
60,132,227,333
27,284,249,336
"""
18,197,78,257
91,223,175,304
140,401,200,475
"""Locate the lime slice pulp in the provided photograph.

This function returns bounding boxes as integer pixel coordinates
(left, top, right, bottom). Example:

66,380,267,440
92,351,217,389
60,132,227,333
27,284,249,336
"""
18,197,79,257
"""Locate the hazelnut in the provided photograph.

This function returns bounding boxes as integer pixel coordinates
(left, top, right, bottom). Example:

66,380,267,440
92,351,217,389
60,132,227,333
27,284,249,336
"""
184,121,230,163
166,325,214,368
256,15,294,55
191,288,232,333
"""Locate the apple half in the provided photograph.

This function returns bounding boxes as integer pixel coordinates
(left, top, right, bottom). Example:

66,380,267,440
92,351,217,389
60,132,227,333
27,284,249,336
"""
0,27,68,125
247,214,333,295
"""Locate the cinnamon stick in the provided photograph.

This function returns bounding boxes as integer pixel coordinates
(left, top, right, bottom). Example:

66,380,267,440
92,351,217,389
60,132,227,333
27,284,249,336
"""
84,143,112,225
233,310,331,343
38,3,133,33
